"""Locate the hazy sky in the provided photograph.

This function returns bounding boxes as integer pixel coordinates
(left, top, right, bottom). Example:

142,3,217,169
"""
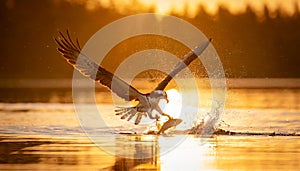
66,0,300,18
1,0,300,79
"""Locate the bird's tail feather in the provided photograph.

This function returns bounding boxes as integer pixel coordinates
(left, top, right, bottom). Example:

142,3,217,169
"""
114,107,146,125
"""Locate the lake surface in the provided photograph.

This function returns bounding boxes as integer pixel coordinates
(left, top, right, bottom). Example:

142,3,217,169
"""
0,88,300,170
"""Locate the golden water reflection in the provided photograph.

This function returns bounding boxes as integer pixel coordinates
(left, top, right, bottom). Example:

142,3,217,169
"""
1,135,299,170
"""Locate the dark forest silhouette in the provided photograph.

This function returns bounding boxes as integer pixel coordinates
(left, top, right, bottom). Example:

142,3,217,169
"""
1,0,300,79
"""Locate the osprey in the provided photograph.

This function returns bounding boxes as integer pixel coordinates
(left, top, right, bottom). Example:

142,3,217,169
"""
55,30,210,127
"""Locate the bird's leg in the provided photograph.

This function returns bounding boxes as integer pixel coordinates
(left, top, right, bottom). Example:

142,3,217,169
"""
155,117,162,131
145,108,159,120
155,107,172,120
161,113,173,120
148,113,160,120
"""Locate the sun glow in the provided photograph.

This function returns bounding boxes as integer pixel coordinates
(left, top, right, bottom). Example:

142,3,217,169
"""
65,0,300,19
161,89,182,119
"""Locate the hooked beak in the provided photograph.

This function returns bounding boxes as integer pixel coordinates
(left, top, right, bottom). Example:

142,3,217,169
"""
166,98,169,103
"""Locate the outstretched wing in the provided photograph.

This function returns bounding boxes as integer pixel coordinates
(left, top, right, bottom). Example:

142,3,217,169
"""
155,39,211,90
55,30,144,101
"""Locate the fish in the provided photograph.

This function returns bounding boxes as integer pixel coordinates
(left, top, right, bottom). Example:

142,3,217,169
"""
157,118,182,134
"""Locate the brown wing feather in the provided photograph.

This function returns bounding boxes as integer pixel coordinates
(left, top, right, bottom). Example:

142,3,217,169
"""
155,39,211,90
55,30,143,101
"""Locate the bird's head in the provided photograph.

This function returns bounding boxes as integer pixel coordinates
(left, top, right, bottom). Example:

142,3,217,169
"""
149,90,169,103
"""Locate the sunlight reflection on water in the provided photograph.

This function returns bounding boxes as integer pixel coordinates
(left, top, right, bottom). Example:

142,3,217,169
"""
0,134,299,170
0,88,300,170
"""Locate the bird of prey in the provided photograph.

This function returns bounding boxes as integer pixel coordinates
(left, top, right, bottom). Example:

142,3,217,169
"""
55,30,211,130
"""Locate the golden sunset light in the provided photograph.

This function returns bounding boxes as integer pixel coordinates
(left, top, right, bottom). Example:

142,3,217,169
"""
66,0,300,19
1,0,300,170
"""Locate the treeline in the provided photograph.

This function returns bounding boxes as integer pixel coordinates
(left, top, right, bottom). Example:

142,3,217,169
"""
0,0,300,78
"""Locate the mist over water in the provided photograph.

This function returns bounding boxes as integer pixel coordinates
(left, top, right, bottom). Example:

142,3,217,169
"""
1,78,300,135
0,86,300,169
1,78,299,170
